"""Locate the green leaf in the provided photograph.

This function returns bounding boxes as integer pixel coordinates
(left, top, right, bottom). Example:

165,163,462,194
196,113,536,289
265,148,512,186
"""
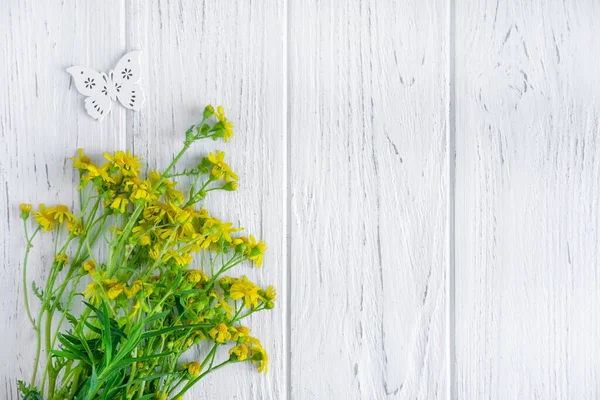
108,371,170,394
18,380,42,400
31,281,44,300
79,333,96,365
57,335,86,358
85,321,102,335
101,301,113,365
141,323,210,339
51,349,90,364
110,350,176,371
144,309,170,325
66,313,78,327
178,288,209,296
101,371,125,400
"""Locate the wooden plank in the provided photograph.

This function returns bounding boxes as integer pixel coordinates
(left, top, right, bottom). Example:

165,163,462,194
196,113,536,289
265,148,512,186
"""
289,0,448,398
125,1,286,398
455,1,600,398
0,1,126,397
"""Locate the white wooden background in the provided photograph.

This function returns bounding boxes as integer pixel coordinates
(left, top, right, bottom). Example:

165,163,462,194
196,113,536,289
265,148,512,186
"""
1,1,599,399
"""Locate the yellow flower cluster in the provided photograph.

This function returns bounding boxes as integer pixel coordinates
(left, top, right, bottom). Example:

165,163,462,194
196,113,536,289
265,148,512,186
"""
227,327,269,373
19,106,275,399
31,204,75,232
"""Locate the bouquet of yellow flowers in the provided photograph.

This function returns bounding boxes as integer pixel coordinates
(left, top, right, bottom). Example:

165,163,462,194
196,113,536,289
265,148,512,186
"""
18,105,274,400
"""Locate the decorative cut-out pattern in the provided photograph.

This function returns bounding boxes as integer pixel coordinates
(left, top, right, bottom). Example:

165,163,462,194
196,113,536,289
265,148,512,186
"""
67,51,145,121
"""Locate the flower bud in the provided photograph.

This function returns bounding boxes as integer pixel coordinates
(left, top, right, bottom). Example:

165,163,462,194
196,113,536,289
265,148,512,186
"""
20,203,32,220
203,105,215,119
185,127,195,143
222,181,238,191
219,276,232,291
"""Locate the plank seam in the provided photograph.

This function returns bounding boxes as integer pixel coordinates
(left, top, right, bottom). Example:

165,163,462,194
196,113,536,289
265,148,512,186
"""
283,0,292,399
124,0,129,152
446,0,457,398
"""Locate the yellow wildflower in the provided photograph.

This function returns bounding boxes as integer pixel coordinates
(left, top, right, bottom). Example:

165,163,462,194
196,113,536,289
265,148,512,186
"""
107,283,126,299
209,323,232,343
143,204,167,223
149,170,177,189
83,260,96,276
101,276,118,286
207,151,238,182
47,205,75,224
185,270,208,284
132,222,153,239
34,204,55,232
264,286,276,302
184,331,206,348
125,177,153,200
71,148,92,170
166,188,185,205
247,235,267,267
67,221,83,235
82,282,101,304
200,217,241,248
262,286,276,309
125,280,143,298
129,300,141,319
255,348,269,374
110,195,129,214
215,106,234,142
104,150,142,177
229,344,249,361
149,245,160,260
248,337,269,373
217,299,234,318
55,253,68,265
167,203,193,225
164,250,192,266
184,361,201,377
83,163,114,184
231,325,250,342
230,276,261,308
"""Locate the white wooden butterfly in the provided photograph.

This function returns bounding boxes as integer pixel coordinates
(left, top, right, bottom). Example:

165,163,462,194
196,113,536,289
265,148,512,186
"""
67,51,145,121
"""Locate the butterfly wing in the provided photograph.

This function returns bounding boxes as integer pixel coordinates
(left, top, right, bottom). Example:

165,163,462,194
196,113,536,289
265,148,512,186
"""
66,66,104,97
84,94,112,121
116,81,144,111
67,67,113,120
111,50,143,84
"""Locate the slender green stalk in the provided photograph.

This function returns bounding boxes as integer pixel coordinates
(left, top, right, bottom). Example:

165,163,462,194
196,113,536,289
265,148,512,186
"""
22,223,41,328
170,359,233,399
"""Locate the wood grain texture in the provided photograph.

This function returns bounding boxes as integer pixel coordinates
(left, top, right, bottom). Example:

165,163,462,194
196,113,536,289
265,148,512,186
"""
1,1,126,398
4,0,600,398
455,0,600,398
289,1,448,398
125,1,286,399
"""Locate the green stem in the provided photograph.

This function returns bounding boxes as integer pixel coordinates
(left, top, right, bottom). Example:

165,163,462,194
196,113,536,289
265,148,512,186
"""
233,306,265,322
22,224,41,328
170,357,233,399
